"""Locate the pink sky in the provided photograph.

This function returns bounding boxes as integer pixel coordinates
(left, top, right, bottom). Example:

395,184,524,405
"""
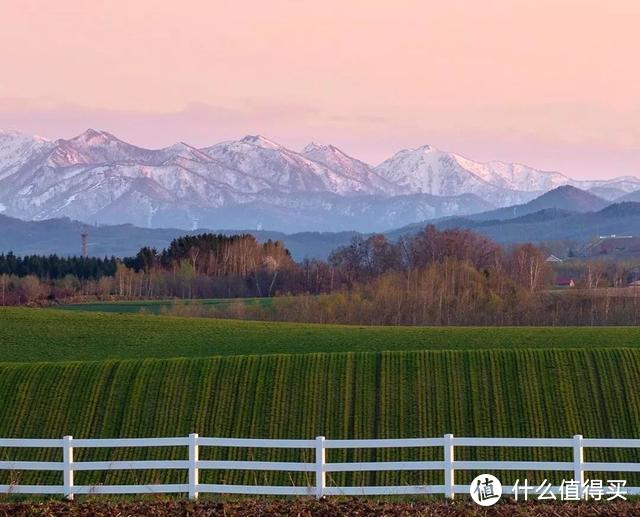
1,0,639,178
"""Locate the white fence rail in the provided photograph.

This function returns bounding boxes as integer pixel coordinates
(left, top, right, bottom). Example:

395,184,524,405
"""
2,434,640,499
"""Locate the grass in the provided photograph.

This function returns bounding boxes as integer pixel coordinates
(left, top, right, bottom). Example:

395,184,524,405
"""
58,298,272,314
4,307,640,363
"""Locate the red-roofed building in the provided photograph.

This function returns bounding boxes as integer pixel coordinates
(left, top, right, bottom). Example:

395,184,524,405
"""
555,277,576,288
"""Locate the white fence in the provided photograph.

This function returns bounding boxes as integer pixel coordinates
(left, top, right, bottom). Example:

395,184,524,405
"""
2,434,640,499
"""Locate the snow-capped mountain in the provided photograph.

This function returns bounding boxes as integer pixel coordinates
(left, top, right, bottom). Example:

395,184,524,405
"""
0,129,638,233
374,144,640,203
0,130,53,181
301,142,400,195
373,145,567,205
573,177,640,201
202,135,388,196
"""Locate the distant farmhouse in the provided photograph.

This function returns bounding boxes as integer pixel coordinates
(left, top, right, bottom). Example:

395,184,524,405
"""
555,276,576,288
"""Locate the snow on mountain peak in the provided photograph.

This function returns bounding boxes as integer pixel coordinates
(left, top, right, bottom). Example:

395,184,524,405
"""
163,142,191,151
71,128,118,145
48,129,150,167
239,134,282,149
300,141,400,195
374,144,574,198
0,128,49,143
0,130,54,180
158,142,213,164
302,142,337,154
204,136,379,195
160,141,201,156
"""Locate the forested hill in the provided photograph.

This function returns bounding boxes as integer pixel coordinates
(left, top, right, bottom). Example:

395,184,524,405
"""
389,202,640,244
0,214,356,261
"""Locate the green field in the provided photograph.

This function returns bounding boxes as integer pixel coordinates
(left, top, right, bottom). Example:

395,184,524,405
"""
1,307,640,491
58,298,271,314
4,307,640,363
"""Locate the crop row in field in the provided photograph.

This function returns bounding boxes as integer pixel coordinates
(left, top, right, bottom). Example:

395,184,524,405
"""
2,349,640,488
4,307,640,363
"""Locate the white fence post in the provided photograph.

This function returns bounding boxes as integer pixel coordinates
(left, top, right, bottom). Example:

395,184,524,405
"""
188,433,199,500
315,436,326,499
444,433,454,499
573,434,584,498
62,435,74,500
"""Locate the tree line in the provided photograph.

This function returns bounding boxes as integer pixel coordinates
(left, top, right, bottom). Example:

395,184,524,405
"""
0,253,117,279
3,227,640,326
0,234,297,304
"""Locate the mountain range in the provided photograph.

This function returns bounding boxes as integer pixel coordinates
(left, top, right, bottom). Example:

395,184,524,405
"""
2,128,640,233
4,186,640,261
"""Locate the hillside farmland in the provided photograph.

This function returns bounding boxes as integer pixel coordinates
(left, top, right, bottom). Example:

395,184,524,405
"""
1,308,640,491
